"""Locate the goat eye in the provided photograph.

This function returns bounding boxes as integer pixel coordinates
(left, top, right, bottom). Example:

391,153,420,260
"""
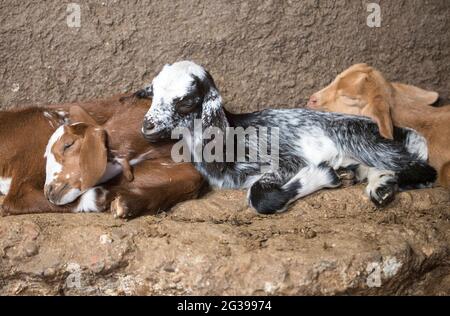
175,97,198,114
340,95,360,105
63,141,74,152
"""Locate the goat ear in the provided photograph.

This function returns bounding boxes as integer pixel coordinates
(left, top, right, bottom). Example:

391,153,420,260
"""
79,127,107,191
134,85,153,99
145,85,153,97
361,95,394,139
69,105,98,126
392,83,439,106
352,73,369,94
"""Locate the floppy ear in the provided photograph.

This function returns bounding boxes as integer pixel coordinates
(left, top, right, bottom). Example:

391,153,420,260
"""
352,73,369,93
392,83,439,106
69,105,98,125
79,127,107,191
361,94,394,140
134,85,153,99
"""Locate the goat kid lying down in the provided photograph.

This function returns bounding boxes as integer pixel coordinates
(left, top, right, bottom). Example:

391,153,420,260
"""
140,61,436,214
307,63,450,189
44,97,203,218
0,95,130,216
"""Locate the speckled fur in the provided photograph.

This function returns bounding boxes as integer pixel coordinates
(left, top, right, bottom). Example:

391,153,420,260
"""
142,61,436,213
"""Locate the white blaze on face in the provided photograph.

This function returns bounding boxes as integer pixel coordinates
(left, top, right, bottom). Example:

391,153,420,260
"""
44,125,65,186
144,61,206,125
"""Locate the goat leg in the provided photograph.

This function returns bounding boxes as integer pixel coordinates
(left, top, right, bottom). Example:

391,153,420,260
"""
110,192,153,219
116,158,134,182
336,167,357,187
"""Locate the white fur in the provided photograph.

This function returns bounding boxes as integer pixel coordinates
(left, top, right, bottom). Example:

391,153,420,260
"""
296,133,340,166
151,61,206,101
44,125,64,186
0,177,12,195
286,165,339,195
404,129,428,161
55,187,82,205
74,187,107,213
365,168,396,199
261,165,340,213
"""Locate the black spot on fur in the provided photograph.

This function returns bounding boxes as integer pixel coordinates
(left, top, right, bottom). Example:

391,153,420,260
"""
318,162,341,187
397,161,437,190
249,181,300,214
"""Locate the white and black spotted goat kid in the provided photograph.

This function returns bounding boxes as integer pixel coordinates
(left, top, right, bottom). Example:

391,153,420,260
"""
140,61,436,214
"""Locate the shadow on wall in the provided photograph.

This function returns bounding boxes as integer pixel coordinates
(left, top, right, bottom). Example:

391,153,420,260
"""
0,0,449,111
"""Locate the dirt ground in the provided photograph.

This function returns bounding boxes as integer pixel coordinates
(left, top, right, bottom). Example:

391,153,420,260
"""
1,186,449,295
1,1,450,295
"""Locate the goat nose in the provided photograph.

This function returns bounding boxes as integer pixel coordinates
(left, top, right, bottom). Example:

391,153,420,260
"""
45,184,56,201
307,95,318,107
143,119,155,132
45,184,53,195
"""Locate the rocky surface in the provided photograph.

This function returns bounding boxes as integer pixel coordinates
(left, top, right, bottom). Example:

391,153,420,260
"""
1,186,449,295
1,1,449,111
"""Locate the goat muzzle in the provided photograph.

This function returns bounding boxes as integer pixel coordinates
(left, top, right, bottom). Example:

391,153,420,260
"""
307,95,319,108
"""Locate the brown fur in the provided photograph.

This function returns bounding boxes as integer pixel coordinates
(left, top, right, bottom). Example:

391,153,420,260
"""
45,96,204,218
1,94,203,216
307,63,450,188
0,108,70,215
0,95,136,215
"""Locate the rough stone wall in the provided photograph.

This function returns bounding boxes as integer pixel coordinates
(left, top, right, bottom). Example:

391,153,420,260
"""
1,0,449,111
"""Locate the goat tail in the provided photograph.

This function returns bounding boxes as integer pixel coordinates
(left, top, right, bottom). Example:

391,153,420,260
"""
439,161,450,189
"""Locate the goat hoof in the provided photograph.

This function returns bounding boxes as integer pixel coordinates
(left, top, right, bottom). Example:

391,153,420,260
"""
111,196,131,219
370,183,396,207
336,168,356,187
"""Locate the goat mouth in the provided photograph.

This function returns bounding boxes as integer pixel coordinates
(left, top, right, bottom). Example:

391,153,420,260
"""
46,184,82,205
141,129,168,142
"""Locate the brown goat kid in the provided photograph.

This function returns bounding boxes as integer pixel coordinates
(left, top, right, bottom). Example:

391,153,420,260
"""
0,96,126,215
1,95,203,217
44,95,204,218
308,63,450,188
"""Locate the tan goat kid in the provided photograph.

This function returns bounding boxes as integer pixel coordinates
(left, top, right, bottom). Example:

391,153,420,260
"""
308,63,450,188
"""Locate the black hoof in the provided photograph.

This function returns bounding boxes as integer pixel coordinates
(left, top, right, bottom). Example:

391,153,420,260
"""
249,181,299,214
370,181,397,207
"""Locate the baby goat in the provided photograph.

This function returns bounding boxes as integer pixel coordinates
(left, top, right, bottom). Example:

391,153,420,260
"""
307,63,450,188
44,96,203,218
140,61,436,214
0,96,126,215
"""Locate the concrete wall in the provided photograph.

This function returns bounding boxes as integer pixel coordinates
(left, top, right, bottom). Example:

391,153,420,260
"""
1,0,449,111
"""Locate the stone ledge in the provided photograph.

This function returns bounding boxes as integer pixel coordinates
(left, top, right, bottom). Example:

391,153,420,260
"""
0,186,449,295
